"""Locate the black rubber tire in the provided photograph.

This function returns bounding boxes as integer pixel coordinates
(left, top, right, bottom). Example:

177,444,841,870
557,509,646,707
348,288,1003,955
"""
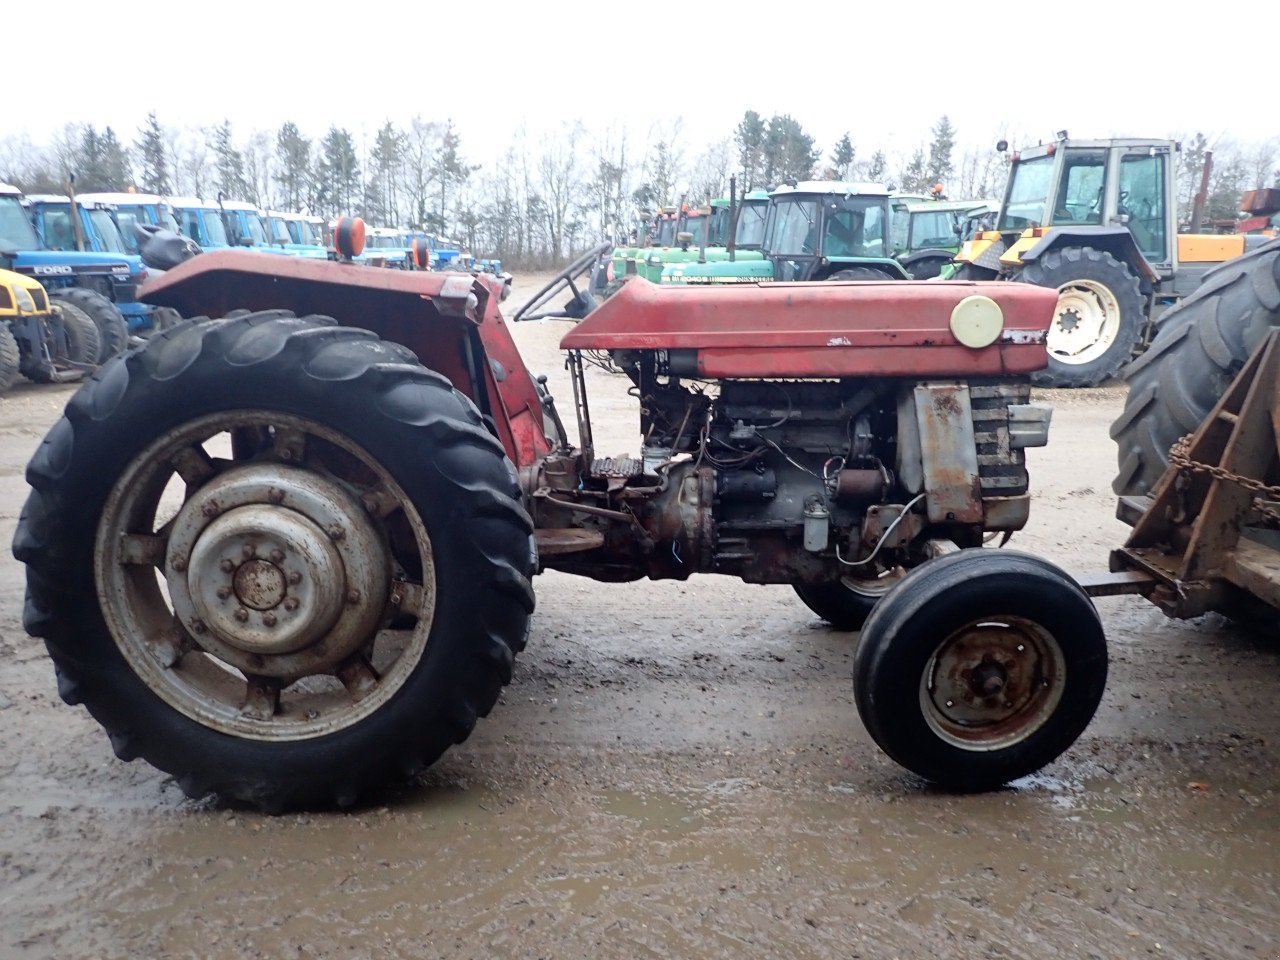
949,263,997,281
48,287,129,362
13,311,536,811
903,256,951,280
1112,238,1280,496
0,325,20,393
793,579,887,631
825,267,887,281
853,550,1107,790
57,301,103,368
1016,246,1144,388
150,306,183,334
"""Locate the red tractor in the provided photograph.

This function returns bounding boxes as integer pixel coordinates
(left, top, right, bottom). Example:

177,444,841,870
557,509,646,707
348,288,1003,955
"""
14,246,1092,810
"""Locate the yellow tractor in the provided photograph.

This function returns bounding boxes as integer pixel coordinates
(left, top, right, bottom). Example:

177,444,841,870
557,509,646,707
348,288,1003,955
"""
951,136,1265,387
0,266,100,392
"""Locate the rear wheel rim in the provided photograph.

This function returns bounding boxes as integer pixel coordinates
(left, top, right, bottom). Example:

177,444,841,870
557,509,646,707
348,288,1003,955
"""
1047,278,1122,366
94,410,436,742
918,614,1067,751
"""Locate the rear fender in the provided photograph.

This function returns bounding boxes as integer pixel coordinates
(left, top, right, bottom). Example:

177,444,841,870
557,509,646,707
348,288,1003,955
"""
1016,227,1159,282
141,250,553,468
822,257,911,279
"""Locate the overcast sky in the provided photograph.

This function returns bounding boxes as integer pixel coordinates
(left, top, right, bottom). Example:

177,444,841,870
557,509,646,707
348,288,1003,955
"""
10,0,1269,164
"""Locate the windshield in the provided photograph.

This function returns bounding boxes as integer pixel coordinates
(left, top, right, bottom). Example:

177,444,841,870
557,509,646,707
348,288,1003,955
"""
200,210,229,246
656,217,677,247
87,208,127,253
0,196,39,249
246,214,268,245
39,206,79,250
269,219,291,244
369,234,403,249
302,222,323,245
735,201,767,247
683,217,707,246
708,207,730,246
908,209,959,251
999,154,1054,230
768,199,820,255
115,209,143,253
158,206,179,232
821,198,887,256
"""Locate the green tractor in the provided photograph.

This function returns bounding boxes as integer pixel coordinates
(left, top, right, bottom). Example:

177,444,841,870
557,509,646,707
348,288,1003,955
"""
667,181,911,285
891,197,997,279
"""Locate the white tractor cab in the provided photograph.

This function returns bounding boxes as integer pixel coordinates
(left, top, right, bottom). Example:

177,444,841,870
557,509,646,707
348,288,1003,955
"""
169,197,231,249
76,192,180,257
263,211,328,258
360,227,413,269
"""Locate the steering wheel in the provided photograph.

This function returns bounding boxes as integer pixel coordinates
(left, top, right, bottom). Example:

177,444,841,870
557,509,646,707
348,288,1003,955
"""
513,242,613,322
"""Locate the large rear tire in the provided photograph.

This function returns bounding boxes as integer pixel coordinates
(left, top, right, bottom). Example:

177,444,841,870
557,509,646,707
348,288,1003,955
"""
49,287,129,362
793,568,906,631
1017,246,1144,388
1112,238,1280,496
13,312,536,811
854,550,1107,790
0,325,20,393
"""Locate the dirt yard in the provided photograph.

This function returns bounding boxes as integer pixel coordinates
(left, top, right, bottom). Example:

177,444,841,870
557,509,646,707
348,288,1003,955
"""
2,272,1279,959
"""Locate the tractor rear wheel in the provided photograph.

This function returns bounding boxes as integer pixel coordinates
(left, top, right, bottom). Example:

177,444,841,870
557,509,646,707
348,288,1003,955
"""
1112,238,1280,496
57,301,103,368
794,568,906,631
13,311,536,811
825,267,886,281
903,256,952,280
49,287,129,362
854,550,1107,790
0,325,20,393
1016,247,1144,388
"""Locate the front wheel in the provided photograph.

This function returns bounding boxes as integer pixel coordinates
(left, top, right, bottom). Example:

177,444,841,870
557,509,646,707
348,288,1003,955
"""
14,312,535,811
48,287,129,361
1016,247,1144,388
854,550,1106,790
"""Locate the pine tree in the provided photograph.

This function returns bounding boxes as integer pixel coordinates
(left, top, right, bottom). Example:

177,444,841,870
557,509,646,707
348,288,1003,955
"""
926,115,956,189
431,121,472,234
866,150,887,183
213,120,248,198
902,149,928,192
319,126,360,217
98,127,130,190
76,125,105,191
136,112,171,195
763,115,817,184
735,110,766,189
275,123,312,211
831,133,855,180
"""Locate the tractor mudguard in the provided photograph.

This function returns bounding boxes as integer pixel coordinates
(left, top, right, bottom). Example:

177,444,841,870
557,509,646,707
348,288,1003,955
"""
1017,227,1159,283
825,256,911,280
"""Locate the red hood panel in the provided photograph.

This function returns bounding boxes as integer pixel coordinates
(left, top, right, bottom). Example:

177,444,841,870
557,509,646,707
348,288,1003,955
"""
560,279,1057,378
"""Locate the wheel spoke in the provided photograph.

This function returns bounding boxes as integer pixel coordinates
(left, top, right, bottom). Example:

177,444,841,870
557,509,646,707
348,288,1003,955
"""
337,656,380,701
272,427,307,464
361,482,403,520
172,444,216,485
148,622,197,668
118,532,167,567
390,580,427,615
241,675,282,721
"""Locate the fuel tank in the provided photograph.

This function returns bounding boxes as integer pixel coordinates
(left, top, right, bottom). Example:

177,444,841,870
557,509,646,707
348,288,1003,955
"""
560,278,1056,379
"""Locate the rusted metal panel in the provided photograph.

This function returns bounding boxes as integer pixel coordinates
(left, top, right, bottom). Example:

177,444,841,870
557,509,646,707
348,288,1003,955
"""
914,383,984,524
534,528,606,556
560,276,1055,377
1074,570,1156,598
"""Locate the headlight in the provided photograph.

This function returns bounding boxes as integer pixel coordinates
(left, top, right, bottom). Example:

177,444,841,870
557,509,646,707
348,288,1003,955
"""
13,287,36,313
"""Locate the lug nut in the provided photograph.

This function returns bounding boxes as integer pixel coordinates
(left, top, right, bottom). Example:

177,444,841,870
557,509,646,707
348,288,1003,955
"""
216,586,231,600
268,488,285,504
190,619,207,634
234,608,249,623
220,558,236,573
241,544,256,559
283,597,300,611
170,556,187,572
262,612,278,627
201,501,221,518
279,448,294,462
287,571,302,585
269,549,285,564
327,525,345,541
346,589,361,605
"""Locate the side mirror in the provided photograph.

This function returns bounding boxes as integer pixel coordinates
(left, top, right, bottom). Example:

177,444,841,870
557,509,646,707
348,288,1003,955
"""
996,139,1009,153
238,236,254,247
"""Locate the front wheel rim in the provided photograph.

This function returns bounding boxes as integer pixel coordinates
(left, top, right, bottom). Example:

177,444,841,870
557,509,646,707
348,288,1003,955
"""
1046,278,1123,365
95,410,436,742
918,615,1067,752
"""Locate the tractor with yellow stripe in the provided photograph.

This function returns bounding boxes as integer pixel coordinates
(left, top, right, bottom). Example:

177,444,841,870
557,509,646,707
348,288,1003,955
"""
950,137,1266,387
0,264,100,393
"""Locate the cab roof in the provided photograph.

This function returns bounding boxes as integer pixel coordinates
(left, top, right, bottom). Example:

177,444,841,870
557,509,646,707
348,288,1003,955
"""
168,196,220,210
79,191,167,206
771,180,889,198
0,182,20,196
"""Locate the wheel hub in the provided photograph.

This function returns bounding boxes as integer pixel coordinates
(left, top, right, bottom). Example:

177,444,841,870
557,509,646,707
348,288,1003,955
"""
165,463,390,677
1047,279,1122,365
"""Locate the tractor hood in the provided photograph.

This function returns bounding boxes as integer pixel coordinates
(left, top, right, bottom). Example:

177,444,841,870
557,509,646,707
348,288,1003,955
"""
11,249,141,278
561,277,1057,378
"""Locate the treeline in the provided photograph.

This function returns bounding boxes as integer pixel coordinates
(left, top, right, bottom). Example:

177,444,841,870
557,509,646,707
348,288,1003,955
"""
2,111,1276,267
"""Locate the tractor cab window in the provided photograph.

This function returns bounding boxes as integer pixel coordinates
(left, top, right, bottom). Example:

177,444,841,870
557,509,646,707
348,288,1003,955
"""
42,209,78,250
1053,150,1106,225
999,154,1054,230
246,214,268,245
0,196,40,249
891,204,910,254
656,218,677,247
115,207,146,253
197,210,228,247
908,209,958,251
157,206,179,232
268,219,291,244
708,207,730,246
769,199,820,255
1120,151,1168,263
735,202,767,247
286,220,305,244
682,217,707,247
822,198,886,257
87,208,127,253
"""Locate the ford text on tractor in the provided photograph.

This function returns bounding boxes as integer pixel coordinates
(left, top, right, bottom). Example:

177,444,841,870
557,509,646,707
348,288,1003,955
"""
951,136,1265,387
13,241,1084,811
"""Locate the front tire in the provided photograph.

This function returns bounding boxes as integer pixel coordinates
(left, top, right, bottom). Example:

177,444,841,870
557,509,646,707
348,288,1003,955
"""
1017,247,1144,388
0,325,20,393
13,312,535,811
49,287,129,362
853,550,1106,790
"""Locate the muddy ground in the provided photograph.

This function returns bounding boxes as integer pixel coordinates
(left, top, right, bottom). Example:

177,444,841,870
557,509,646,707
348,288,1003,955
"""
2,272,1279,959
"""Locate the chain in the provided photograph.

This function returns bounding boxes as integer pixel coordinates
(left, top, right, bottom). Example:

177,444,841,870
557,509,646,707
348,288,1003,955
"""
1169,434,1280,523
